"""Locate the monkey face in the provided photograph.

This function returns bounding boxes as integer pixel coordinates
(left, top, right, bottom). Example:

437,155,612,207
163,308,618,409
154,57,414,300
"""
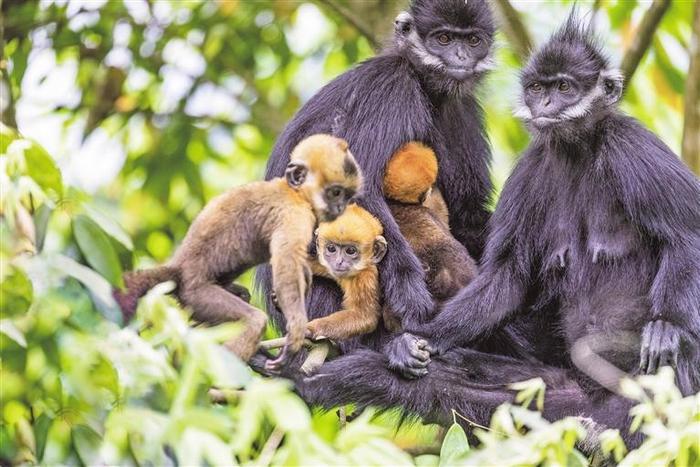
514,15,623,134
394,1,495,92
320,241,363,277
319,184,357,221
287,134,363,222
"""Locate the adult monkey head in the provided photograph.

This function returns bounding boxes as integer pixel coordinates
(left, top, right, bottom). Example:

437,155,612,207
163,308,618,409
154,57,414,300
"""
394,0,496,95
257,0,498,360
514,15,624,139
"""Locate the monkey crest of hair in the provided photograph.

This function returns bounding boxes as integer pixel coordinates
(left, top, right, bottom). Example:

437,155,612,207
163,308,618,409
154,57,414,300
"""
317,204,383,249
515,13,624,138
383,142,438,204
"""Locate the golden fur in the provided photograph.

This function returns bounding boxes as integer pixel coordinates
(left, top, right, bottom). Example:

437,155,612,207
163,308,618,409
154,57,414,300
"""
115,134,361,369
383,141,438,204
306,205,386,341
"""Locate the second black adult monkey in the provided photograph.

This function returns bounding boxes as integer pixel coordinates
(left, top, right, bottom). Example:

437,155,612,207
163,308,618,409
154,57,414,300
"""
291,14,700,449
257,0,496,340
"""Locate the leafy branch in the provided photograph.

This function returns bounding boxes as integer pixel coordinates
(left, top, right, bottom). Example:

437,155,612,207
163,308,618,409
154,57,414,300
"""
316,0,382,50
619,0,671,82
492,0,534,62
682,1,700,175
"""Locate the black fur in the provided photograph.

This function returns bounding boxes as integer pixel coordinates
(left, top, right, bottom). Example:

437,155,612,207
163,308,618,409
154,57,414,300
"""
290,13,700,448
256,0,494,343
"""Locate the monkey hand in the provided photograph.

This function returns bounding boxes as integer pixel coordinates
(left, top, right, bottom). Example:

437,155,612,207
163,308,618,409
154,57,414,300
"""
639,320,680,374
385,333,435,379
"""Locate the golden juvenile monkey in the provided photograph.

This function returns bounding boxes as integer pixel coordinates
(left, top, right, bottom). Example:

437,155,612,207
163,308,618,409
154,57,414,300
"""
305,204,387,341
382,141,477,330
114,134,362,371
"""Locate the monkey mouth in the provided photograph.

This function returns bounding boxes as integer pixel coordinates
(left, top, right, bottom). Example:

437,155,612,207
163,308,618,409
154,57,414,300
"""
531,116,561,127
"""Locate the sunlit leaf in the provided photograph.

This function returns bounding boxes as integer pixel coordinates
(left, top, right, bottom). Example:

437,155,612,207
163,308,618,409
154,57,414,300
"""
72,424,102,466
73,214,124,288
24,142,63,196
0,266,33,317
439,423,470,467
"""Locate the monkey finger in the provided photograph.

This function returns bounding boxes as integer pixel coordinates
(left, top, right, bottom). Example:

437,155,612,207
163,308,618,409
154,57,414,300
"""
409,348,431,363
647,325,664,374
402,367,429,379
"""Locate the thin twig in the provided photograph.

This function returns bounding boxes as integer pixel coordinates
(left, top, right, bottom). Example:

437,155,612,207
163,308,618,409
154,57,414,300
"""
316,0,381,50
257,428,285,467
491,0,533,62
452,409,502,434
620,0,671,84
682,0,700,175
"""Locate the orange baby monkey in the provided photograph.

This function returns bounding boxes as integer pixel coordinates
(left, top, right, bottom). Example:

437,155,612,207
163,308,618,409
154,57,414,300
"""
114,134,362,371
382,141,478,329
305,204,387,341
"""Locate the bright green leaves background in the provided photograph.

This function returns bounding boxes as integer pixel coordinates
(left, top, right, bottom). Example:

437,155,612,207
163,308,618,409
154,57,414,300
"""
1,0,698,465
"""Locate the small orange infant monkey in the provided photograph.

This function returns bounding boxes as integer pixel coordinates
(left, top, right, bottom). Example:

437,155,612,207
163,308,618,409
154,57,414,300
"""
305,204,388,341
114,134,362,371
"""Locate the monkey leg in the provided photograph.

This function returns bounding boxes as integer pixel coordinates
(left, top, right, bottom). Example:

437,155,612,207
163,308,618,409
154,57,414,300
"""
180,284,267,362
294,347,643,449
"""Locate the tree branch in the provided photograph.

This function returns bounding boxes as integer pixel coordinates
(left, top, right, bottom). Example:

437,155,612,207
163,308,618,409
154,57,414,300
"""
620,0,671,84
491,0,533,62
682,1,700,175
316,0,381,50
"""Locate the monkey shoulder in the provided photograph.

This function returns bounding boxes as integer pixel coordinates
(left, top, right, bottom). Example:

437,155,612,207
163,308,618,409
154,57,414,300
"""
597,114,700,238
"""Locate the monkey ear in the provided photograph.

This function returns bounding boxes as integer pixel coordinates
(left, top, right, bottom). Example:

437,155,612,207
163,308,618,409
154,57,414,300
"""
285,162,308,188
394,11,412,36
372,236,388,264
601,69,623,106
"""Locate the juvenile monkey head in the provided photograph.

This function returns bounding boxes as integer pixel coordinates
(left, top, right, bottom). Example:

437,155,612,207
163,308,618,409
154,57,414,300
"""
285,134,363,222
394,0,496,95
515,13,624,137
383,142,438,204
316,204,387,279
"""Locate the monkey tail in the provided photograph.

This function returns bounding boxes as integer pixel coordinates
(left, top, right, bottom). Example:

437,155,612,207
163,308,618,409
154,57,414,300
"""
113,266,180,322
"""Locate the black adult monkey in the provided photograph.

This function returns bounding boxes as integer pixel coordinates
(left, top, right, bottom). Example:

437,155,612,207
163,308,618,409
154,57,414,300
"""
290,15,700,447
257,0,495,336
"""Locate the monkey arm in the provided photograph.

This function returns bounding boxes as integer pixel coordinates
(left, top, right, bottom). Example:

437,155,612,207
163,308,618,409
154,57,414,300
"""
359,195,434,329
604,119,700,339
603,118,700,390
268,230,312,368
306,270,381,341
419,256,529,354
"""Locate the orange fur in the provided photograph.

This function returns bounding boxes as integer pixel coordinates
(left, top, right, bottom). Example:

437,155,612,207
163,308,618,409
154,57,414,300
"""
383,141,438,204
308,205,385,341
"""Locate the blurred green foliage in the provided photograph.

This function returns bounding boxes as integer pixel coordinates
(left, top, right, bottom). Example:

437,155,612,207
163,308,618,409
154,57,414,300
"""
1,1,698,465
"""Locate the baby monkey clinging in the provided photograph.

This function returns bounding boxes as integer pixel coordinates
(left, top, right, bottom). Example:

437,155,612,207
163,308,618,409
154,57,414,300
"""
114,134,362,371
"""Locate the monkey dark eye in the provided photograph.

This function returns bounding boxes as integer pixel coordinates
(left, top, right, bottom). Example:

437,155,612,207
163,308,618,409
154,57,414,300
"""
345,246,358,256
326,244,337,254
327,186,343,199
558,80,571,92
467,34,481,47
437,33,451,45
528,82,543,93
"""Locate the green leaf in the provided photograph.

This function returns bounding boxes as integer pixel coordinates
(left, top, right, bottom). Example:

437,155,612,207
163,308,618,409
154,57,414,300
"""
83,205,133,250
0,123,19,154
0,319,27,347
439,423,470,467
0,266,33,317
33,413,52,462
415,454,440,466
73,214,124,288
24,142,63,195
71,424,102,465
52,254,122,324
33,204,52,253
